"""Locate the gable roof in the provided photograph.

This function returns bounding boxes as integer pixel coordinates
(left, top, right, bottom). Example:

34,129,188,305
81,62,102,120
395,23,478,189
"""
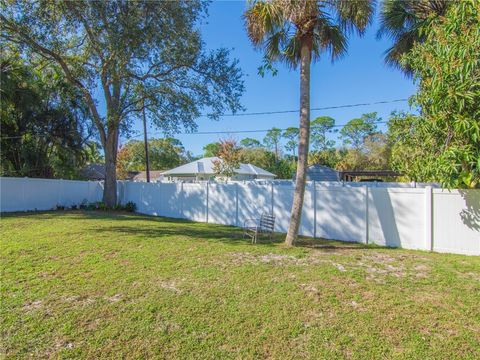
162,157,275,177
132,171,164,181
306,165,340,182
79,163,105,180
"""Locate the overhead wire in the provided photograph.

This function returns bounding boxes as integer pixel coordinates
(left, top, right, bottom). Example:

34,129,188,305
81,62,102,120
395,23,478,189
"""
1,98,408,140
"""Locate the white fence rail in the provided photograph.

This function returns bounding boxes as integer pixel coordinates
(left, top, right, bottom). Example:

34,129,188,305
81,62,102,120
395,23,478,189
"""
0,177,103,212
1,177,478,255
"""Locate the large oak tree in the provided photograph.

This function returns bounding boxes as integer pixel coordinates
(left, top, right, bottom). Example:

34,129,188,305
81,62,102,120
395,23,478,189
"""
1,0,244,205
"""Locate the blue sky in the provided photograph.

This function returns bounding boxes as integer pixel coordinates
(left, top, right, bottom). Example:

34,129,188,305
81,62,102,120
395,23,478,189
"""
121,0,417,156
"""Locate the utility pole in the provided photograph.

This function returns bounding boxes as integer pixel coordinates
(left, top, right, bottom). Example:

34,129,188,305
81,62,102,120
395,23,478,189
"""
142,100,150,183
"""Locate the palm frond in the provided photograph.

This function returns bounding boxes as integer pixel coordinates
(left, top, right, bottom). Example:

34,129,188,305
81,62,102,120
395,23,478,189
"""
264,29,288,62
243,1,285,47
244,0,375,68
377,0,450,73
335,0,375,36
281,33,302,68
312,19,347,62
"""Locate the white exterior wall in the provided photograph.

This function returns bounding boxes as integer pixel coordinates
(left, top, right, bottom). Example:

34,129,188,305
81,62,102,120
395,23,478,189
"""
1,177,478,255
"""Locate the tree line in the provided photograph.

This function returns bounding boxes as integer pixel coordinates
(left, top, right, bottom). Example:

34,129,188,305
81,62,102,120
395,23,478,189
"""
1,0,478,246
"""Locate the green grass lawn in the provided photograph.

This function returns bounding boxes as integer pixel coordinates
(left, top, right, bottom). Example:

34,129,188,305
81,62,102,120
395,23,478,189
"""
1,211,479,359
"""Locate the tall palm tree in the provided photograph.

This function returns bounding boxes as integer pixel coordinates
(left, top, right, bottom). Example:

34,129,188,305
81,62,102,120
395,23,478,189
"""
377,0,450,73
244,0,374,246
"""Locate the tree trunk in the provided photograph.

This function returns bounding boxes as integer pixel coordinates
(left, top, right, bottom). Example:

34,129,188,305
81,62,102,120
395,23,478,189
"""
103,128,119,207
285,38,311,246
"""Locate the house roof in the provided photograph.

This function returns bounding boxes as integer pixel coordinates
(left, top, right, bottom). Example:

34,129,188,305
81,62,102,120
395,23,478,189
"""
79,163,105,180
306,165,340,182
162,157,276,178
132,170,164,181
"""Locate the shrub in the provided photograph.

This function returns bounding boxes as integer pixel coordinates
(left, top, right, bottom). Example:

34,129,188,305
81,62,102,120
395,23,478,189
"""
124,201,137,212
79,199,88,210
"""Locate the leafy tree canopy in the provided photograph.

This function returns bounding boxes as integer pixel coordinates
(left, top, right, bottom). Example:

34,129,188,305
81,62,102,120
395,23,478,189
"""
283,127,299,156
263,127,282,158
1,51,95,179
310,116,336,151
390,0,480,188
203,142,221,157
240,137,262,149
212,139,241,179
339,112,380,150
116,138,188,179
1,0,244,205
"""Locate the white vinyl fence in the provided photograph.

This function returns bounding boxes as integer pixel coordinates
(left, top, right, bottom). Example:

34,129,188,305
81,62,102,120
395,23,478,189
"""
0,177,103,212
1,177,479,255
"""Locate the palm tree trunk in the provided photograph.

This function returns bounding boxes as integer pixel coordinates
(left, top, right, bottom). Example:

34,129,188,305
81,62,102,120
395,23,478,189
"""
285,38,311,246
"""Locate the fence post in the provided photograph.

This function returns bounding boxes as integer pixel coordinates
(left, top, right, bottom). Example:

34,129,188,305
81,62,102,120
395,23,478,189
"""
271,182,274,215
22,177,28,211
425,186,433,251
180,181,184,218
364,185,369,244
235,182,239,227
206,181,209,223
313,181,317,239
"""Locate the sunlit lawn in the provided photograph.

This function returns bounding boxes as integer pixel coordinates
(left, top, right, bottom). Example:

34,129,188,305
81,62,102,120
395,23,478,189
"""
1,211,479,359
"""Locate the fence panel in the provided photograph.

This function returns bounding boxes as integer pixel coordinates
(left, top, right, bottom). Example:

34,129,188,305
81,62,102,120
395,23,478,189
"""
368,188,426,249
182,183,207,222
158,183,182,218
207,184,237,226
432,190,480,255
237,183,272,228
273,183,315,237
315,186,366,242
1,177,26,212
0,177,103,212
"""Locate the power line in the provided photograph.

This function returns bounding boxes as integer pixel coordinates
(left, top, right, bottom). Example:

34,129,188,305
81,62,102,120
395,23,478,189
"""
172,121,390,136
126,98,407,139
200,98,408,117
1,98,408,140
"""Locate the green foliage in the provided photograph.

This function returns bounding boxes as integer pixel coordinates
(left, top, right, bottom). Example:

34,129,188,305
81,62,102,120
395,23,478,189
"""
240,138,262,149
310,116,336,151
337,133,391,172
0,52,95,179
377,0,450,73
80,201,136,212
390,0,480,188
203,142,221,157
339,113,380,150
124,201,137,213
244,0,374,68
212,139,241,179
239,147,293,179
116,138,187,179
1,0,244,204
308,149,346,170
263,127,282,158
282,127,299,156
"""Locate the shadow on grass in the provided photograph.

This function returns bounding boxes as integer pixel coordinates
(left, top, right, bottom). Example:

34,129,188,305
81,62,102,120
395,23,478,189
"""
2,210,393,251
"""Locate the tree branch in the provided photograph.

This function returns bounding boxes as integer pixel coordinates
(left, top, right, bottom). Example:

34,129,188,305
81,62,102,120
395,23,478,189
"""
1,15,107,146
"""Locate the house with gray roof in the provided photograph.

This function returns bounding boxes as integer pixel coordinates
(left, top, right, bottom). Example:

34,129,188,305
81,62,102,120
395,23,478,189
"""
306,164,340,182
162,157,276,181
